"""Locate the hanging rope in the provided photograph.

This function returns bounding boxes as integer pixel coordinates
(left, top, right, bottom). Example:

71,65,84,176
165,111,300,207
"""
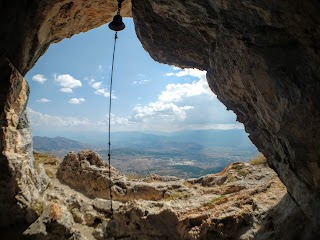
107,31,118,216
107,0,125,224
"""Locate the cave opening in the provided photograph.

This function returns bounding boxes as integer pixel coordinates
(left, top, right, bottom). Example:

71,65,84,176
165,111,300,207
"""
26,18,258,179
1,0,320,237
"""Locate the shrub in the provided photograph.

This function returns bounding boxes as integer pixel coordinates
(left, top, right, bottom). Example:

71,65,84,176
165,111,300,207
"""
164,192,191,201
30,201,45,215
248,153,267,165
34,152,60,166
204,195,227,207
34,152,61,178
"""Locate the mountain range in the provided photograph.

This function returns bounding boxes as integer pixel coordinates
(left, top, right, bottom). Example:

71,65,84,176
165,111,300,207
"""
35,129,254,148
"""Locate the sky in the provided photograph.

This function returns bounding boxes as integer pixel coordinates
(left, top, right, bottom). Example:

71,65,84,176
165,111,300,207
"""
25,18,243,135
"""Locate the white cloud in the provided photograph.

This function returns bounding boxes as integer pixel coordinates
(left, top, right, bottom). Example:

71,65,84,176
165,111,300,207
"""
68,98,85,104
60,88,73,93
137,74,145,78
108,113,130,125
133,79,150,85
27,108,136,132
97,64,103,72
128,67,241,132
37,98,51,103
92,82,102,89
133,102,193,122
158,78,212,103
32,74,47,84
54,74,82,92
28,108,91,128
88,79,117,99
165,68,206,79
165,73,174,77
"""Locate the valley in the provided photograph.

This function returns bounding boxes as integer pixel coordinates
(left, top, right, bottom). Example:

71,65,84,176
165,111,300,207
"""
33,130,258,178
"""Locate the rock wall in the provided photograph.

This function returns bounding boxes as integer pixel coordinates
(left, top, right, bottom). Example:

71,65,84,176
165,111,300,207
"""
35,150,320,239
132,0,320,231
0,0,319,234
0,0,131,225
0,60,49,225
57,151,186,202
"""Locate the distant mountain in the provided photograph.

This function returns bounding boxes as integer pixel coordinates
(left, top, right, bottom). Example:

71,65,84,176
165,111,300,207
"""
33,131,258,177
34,129,255,149
32,129,256,154
168,129,253,147
33,136,89,152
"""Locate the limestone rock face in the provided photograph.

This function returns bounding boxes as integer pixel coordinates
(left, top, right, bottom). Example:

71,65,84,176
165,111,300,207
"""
0,0,131,227
23,151,320,239
23,202,85,240
132,0,320,231
0,61,49,226
57,150,181,201
0,0,320,236
102,161,317,240
57,150,124,199
1,0,132,75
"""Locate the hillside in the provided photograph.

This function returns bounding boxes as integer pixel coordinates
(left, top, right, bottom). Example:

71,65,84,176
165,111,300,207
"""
33,136,89,152
33,131,258,178
23,150,318,240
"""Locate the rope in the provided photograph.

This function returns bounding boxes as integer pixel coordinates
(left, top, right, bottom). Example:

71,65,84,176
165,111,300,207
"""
108,31,118,217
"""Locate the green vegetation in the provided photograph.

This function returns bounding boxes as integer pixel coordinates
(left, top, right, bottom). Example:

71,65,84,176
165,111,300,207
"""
34,152,60,178
30,201,45,215
204,195,227,207
248,153,267,165
164,192,191,201
183,181,195,189
127,173,144,181
34,152,60,165
238,169,249,178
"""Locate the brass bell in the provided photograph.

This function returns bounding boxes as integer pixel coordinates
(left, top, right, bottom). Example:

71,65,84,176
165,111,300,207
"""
108,14,125,31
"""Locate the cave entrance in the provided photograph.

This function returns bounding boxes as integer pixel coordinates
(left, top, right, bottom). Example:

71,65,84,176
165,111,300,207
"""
26,18,258,179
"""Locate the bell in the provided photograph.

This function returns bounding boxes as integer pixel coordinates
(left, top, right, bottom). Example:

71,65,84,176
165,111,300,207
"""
108,14,125,31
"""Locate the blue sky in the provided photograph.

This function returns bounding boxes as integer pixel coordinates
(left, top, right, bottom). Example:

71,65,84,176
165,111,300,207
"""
25,18,243,135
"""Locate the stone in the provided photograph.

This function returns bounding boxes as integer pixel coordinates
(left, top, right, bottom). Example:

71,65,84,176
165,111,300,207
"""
132,0,320,231
56,150,181,202
70,208,84,224
25,151,320,239
92,198,122,213
0,0,131,227
0,61,50,226
92,226,104,240
23,203,84,240
83,211,98,226
0,0,320,236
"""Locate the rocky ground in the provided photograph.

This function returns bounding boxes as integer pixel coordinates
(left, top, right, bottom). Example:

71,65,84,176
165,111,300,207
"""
22,150,317,240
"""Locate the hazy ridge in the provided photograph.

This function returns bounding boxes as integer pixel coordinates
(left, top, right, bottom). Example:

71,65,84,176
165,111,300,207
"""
33,130,258,178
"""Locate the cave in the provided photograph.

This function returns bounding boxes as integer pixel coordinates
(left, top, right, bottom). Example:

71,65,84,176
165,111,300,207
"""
0,0,319,238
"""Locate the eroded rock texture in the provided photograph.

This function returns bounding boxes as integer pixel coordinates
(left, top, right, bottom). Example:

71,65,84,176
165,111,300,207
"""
36,152,319,239
0,0,319,236
132,0,320,231
0,61,49,226
0,0,131,226
57,150,187,202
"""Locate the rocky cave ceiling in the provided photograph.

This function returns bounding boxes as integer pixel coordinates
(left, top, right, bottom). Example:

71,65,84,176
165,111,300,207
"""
0,0,319,232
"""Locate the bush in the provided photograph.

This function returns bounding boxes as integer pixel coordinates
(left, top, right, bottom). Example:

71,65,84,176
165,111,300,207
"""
34,152,61,178
204,195,227,207
164,192,191,201
30,201,45,215
248,153,267,165
34,152,60,166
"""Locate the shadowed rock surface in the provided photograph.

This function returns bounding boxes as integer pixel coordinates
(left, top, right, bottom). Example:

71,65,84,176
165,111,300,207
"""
25,151,319,239
132,0,320,231
0,0,320,238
